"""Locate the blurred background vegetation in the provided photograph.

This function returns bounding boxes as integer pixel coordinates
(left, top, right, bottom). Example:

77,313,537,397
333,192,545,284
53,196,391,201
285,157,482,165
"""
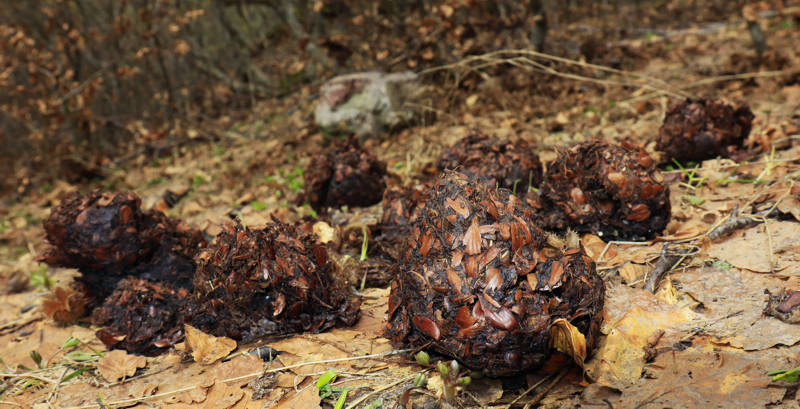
0,0,750,198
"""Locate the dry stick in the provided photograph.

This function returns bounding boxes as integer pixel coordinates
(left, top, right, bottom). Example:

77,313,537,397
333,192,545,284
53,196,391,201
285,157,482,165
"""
45,367,70,404
0,313,43,335
504,372,554,409
344,372,420,409
758,215,776,274
706,205,781,241
417,49,684,99
512,56,686,99
643,244,697,293
61,349,411,409
622,70,789,104
523,368,569,409
0,373,57,384
420,48,676,92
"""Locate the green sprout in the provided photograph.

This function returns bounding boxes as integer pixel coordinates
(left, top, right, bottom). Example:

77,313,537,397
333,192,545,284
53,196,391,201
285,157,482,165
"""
192,175,206,188
302,203,318,219
436,360,471,402
365,398,384,409
414,351,430,366
316,369,349,405
146,176,166,187
413,372,428,388
286,167,304,193
682,194,705,206
769,365,800,382
714,178,768,186
528,170,538,193
334,387,349,409
712,259,731,271
672,159,706,190
30,265,54,290
30,350,43,369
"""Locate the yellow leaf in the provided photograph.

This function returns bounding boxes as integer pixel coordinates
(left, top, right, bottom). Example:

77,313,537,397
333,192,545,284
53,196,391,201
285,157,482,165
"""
548,318,587,368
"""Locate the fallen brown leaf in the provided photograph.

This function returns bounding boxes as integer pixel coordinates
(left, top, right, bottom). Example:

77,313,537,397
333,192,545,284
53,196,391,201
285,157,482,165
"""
41,286,86,324
96,349,147,382
184,324,237,365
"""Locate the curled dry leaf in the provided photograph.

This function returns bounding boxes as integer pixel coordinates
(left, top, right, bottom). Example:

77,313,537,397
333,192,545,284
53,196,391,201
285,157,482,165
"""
549,318,588,368
96,349,147,382
185,324,237,365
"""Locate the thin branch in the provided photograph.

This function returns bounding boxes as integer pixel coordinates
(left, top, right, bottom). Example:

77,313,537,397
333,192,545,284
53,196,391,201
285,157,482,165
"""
504,371,554,409
344,372,420,409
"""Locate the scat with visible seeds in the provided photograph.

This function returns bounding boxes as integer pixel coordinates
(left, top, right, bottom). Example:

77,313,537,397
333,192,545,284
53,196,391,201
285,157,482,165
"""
383,171,604,376
537,140,670,240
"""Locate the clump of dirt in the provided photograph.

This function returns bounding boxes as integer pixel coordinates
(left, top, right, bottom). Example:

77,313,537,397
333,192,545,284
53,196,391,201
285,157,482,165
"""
538,140,670,240
40,191,205,306
765,290,800,324
93,278,190,355
437,131,543,193
383,171,604,376
656,98,754,163
301,138,387,212
190,221,361,341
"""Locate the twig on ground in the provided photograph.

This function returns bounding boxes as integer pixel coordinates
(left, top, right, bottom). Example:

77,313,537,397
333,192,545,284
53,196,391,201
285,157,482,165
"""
504,372,553,409
706,204,780,241
523,368,569,408
45,367,70,404
417,49,685,100
0,373,57,384
644,243,697,293
344,372,420,409
0,314,43,335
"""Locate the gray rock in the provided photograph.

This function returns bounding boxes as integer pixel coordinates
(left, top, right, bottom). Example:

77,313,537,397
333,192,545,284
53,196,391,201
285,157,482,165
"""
314,71,423,137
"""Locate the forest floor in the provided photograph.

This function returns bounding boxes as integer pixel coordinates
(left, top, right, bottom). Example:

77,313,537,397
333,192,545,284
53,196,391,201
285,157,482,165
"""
2,3,800,409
